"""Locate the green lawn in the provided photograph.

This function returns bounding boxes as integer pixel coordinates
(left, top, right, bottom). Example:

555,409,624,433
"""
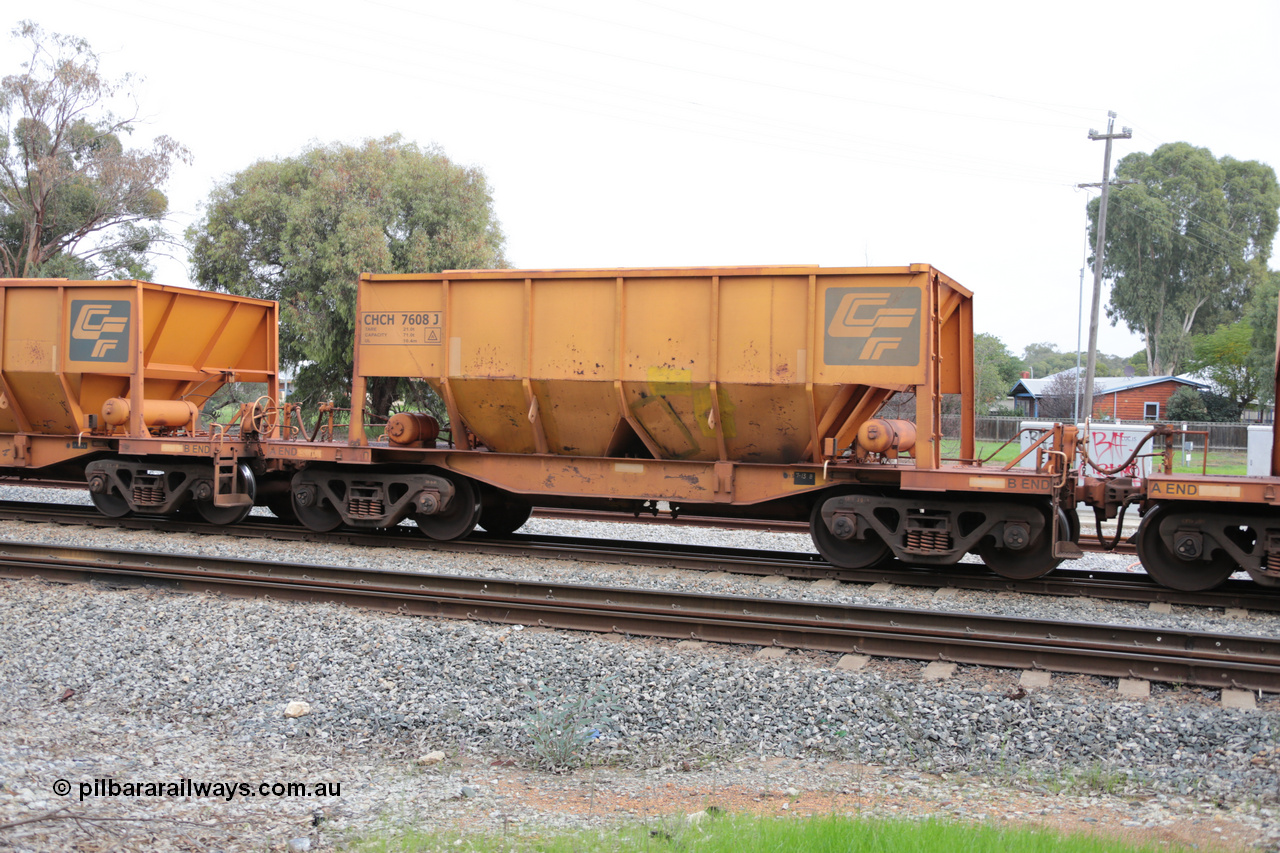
1169,448,1246,476
938,439,1248,477
345,813,1192,853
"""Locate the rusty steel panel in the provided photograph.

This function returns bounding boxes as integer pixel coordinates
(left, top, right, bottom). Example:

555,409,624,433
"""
353,265,974,468
1145,474,1280,505
0,279,278,470
900,468,1056,495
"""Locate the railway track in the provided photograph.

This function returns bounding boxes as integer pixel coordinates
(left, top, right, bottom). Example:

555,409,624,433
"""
0,498,1276,612
2,540,1276,692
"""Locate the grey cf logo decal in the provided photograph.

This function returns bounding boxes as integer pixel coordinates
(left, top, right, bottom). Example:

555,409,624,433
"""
823,288,921,366
70,300,130,362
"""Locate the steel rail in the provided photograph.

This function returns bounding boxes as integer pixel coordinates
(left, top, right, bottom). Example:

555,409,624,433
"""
1,541,1277,691
532,508,1139,556
531,507,811,533
0,499,1275,611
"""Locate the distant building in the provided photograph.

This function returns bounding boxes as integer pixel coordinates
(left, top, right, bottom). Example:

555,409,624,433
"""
1009,370,1210,421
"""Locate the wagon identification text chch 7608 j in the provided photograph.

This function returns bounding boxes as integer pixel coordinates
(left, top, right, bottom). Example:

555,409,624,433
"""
358,311,444,346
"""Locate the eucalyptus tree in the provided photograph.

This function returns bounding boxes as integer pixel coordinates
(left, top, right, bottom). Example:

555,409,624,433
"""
187,135,507,419
0,21,189,278
1090,142,1279,376
973,332,1024,411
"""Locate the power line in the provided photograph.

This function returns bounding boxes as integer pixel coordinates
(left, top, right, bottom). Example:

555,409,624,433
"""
627,0,1107,121
63,0,1089,186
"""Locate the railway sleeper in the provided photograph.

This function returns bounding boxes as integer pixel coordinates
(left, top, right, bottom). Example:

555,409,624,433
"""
815,491,1058,574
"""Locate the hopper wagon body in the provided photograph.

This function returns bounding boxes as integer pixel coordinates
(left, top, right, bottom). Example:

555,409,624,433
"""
287,264,1078,577
0,278,280,521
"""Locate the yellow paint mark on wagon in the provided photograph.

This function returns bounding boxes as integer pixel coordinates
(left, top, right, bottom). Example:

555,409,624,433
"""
969,477,1007,489
643,366,736,441
160,442,211,454
969,475,1051,491
647,367,692,384
275,446,324,460
614,462,645,474
1148,482,1243,499
1195,484,1242,498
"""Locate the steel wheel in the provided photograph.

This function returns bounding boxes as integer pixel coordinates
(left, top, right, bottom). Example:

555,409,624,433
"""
1064,506,1081,544
977,505,1065,580
1136,504,1237,592
291,478,345,532
809,497,892,570
416,476,482,541
90,489,131,518
194,464,256,525
478,491,532,535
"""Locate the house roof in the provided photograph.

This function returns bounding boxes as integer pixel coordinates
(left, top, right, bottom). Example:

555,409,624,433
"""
1009,369,1210,399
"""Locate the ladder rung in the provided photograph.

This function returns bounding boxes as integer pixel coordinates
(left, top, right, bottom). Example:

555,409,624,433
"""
213,455,250,507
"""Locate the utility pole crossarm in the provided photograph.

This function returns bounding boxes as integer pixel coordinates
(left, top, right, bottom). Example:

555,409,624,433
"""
1082,111,1133,419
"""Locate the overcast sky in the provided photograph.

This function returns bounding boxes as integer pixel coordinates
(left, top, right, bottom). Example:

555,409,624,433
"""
10,0,1279,362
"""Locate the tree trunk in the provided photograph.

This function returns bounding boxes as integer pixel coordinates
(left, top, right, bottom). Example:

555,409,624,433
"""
367,376,398,423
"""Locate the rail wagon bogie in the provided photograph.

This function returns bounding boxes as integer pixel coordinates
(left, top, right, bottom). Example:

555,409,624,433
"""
1131,499,1280,591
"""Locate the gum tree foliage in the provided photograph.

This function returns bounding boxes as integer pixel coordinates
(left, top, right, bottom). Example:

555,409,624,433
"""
1185,322,1263,417
1201,390,1243,422
1242,269,1280,411
1091,142,1280,376
1180,270,1280,420
1021,342,1077,378
0,21,189,278
1021,341,1133,380
973,332,1023,412
187,136,507,421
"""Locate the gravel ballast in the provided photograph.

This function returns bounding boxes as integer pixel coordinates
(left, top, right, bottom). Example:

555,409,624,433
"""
0,489,1278,850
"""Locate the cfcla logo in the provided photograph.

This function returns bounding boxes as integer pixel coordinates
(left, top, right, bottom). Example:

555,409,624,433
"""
826,294,916,360
823,287,921,367
69,300,131,362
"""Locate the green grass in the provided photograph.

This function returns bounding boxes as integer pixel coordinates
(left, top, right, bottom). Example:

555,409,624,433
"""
1169,448,1246,476
343,813,1192,853
938,439,1029,464
939,440,1059,466
938,440,1249,477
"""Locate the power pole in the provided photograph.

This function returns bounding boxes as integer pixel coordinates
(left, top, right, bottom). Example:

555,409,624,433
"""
1074,264,1084,423
1079,111,1131,419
